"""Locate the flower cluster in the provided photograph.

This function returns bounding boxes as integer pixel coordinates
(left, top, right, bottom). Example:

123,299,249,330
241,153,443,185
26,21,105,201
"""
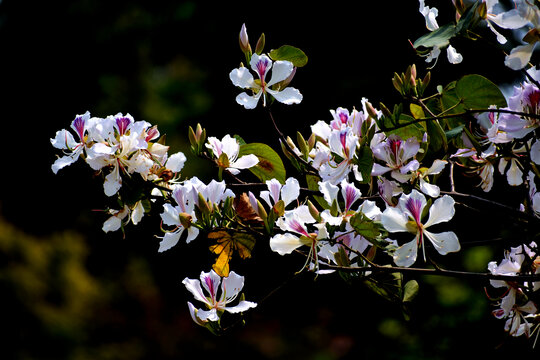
488,243,540,339
49,2,540,346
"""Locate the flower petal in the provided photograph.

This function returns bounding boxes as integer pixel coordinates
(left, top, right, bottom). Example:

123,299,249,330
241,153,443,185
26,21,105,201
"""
229,66,255,89
236,92,261,109
225,300,258,314
393,238,418,267
281,177,300,207
167,152,187,172
270,233,303,255
424,195,455,228
381,206,410,233
505,43,536,70
220,271,244,303
267,60,294,86
158,231,182,252
231,154,259,170
423,229,460,255
267,87,303,105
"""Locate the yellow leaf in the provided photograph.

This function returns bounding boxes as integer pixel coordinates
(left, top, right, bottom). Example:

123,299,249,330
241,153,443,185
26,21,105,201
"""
208,230,256,277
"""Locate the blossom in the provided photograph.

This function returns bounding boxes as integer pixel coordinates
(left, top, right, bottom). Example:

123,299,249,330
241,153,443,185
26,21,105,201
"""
158,183,199,252
50,111,91,174
206,135,259,175
229,53,302,109
259,177,300,209
484,0,530,45
503,0,539,70
270,205,323,256
381,190,460,267
417,0,463,65
317,128,360,185
371,134,420,182
498,69,540,139
183,270,257,324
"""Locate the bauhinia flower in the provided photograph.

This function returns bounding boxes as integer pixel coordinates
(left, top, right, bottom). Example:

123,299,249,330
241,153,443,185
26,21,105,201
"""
381,190,460,267
182,270,257,325
158,182,199,252
229,53,302,109
206,134,259,175
50,111,91,174
371,134,420,183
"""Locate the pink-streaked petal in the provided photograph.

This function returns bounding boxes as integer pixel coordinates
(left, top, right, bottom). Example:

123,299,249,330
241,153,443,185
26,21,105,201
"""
399,190,427,222
200,270,221,302
250,53,272,79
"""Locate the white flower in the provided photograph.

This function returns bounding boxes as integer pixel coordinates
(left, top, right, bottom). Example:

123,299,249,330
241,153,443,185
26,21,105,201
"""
371,135,420,183
381,190,460,267
206,135,259,175
51,111,91,174
259,177,300,208
158,183,199,252
229,53,302,109
183,270,257,324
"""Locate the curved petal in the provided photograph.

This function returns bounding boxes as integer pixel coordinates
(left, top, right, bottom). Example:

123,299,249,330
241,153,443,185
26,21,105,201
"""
236,92,261,109
196,308,220,322
424,195,455,228
160,203,180,227
51,154,78,174
281,177,300,207
419,179,441,198
423,230,460,255
267,87,303,105
318,180,339,207
393,238,418,267
267,60,294,86
381,206,410,233
229,67,255,89
185,226,200,244
371,163,391,176
225,300,257,314
505,43,535,70
187,302,207,326
166,152,187,172
270,233,303,255
220,271,244,303
104,166,122,197
158,230,182,252
231,154,259,170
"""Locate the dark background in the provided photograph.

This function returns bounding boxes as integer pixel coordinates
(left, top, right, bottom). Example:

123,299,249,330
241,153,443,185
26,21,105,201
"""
0,0,537,359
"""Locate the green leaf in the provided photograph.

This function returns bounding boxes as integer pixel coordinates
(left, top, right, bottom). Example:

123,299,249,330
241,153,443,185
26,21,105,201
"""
269,45,308,67
349,212,381,241
413,23,457,49
306,174,328,209
426,118,448,154
353,145,373,184
455,74,508,109
239,143,286,183
387,114,425,141
409,103,425,120
402,280,419,303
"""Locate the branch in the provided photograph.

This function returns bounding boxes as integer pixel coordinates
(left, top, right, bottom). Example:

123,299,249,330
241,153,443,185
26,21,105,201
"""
318,262,540,283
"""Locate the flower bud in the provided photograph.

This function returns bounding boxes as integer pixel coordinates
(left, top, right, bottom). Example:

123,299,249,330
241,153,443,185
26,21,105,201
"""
239,23,251,54
179,212,193,228
307,200,321,222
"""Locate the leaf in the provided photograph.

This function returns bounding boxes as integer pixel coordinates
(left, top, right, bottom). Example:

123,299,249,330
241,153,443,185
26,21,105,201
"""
402,280,419,303
413,23,456,49
409,104,425,120
426,118,447,154
387,114,426,141
269,45,308,67
363,271,403,305
349,212,381,241
306,174,328,209
353,145,373,184
455,74,508,109
208,230,256,277
239,143,286,184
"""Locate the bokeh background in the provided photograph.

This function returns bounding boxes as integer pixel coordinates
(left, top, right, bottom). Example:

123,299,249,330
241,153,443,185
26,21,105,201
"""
0,0,538,359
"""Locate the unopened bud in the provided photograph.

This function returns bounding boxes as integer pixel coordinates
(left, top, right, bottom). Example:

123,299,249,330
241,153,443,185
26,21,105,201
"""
197,192,212,214
255,32,265,55
365,101,379,119
179,212,193,228
239,23,251,54
307,200,321,222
